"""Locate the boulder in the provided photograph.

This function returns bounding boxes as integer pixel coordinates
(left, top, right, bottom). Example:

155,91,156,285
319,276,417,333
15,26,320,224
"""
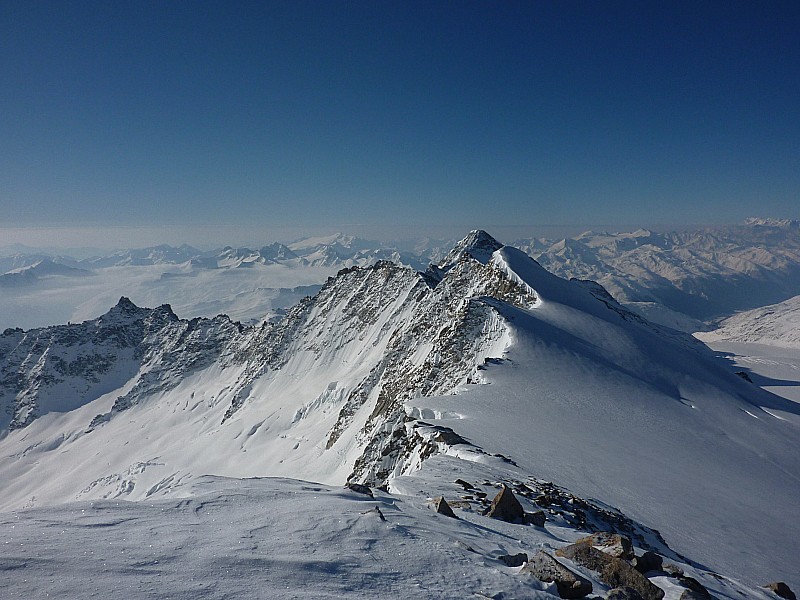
455,478,475,490
607,587,645,600
632,552,663,574
485,485,525,523
556,542,664,600
520,550,593,599
676,576,710,599
499,552,529,567
764,583,797,600
433,496,458,519
525,510,547,527
575,532,633,560
346,482,373,497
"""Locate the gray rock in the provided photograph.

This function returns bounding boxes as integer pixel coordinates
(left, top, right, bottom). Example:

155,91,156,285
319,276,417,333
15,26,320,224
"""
433,496,458,518
676,576,710,599
485,484,525,523
764,583,796,600
346,482,373,497
498,552,528,567
525,510,547,527
556,542,664,600
575,532,633,560
632,552,663,574
607,587,645,600
520,550,593,599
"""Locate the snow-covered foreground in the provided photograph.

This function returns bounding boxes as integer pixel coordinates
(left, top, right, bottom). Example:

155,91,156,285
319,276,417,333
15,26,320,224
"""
1,463,777,600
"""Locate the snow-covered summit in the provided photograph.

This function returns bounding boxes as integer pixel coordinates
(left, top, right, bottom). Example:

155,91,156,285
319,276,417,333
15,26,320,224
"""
441,229,504,266
0,232,798,590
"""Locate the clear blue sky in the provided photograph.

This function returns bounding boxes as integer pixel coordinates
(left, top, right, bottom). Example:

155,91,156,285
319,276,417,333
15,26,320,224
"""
1,1,798,246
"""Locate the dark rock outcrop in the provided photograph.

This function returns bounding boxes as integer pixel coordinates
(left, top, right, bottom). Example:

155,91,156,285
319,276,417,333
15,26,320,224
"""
433,496,457,518
607,587,645,600
484,484,525,523
520,550,593,599
525,510,547,527
499,552,528,567
632,551,663,574
575,532,634,560
556,542,664,600
346,483,373,497
764,583,796,600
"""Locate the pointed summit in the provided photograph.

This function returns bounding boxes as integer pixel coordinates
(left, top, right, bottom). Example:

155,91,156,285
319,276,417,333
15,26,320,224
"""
441,230,504,267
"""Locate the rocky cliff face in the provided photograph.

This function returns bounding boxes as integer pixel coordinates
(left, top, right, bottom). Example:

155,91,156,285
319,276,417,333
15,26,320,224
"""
1,298,239,430
0,232,542,486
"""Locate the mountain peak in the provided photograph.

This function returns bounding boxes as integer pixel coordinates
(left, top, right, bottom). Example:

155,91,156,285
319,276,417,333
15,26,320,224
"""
441,230,504,267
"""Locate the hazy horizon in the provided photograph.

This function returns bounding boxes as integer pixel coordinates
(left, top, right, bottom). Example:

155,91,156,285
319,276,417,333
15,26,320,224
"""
2,2,798,244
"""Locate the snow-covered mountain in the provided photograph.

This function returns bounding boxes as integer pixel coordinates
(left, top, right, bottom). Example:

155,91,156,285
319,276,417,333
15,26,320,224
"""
0,258,91,286
696,294,800,349
516,219,800,327
1,231,798,594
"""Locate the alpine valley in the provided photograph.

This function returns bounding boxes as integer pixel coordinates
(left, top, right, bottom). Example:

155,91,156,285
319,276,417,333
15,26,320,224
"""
1,231,798,599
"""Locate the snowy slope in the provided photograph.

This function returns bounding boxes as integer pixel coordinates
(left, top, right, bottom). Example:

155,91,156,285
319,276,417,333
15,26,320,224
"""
516,219,800,326
696,295,800,349
0,231,798,592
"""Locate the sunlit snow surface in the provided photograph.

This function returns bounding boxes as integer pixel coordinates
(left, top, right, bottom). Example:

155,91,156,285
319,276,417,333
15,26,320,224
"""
2,242,799,596
0,468,777,600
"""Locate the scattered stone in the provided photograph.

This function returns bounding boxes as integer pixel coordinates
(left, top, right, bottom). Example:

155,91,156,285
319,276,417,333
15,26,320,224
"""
346,482,373,497
362,506,386,521
455,540,477,553
632,552,663,574
764,582,797,600
607,587,645,600
556,542,664,600
455,478,475,490
574,532,633,560
433,496,458,518
676,576,710,599
520,550,593,599
499,552,529,567
524,510,547,527
484,485,525,523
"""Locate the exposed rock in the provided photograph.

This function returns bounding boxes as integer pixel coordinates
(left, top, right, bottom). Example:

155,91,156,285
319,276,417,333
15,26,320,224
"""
607,587,645,600
764,582,796,600
484,484,525,523
524,510,547,527
455,478,475,490
520,550,593,599
498,552,528,567
679,590,709,600
575,532,633,560
346,483,373,497
632,551,663,574
433,496,458,518
676,576,710,599
362,506,386,521
556,542,664,600
734,371,753,383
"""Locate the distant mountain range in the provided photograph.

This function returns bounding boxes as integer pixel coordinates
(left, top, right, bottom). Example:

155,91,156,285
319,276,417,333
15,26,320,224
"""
2,219,799,330
1,231,798,592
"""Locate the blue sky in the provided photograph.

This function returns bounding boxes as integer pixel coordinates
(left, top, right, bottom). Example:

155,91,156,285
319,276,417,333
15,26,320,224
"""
1,1,798,246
